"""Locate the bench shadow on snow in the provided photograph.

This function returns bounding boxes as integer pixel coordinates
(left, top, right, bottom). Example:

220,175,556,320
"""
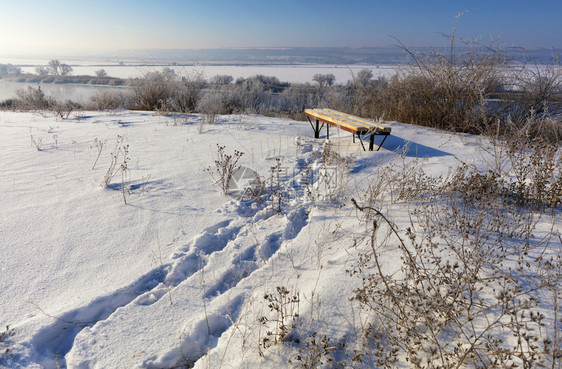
351,135,452,174
382,135,451,158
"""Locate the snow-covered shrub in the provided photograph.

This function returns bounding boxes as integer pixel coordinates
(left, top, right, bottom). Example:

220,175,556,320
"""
50,99,80,119
129,68,180,111
197,87,241,118
361,54,503,134
521,115,562,144
13,86,85,118
278,83,321,117
456,137,562,210
86,89,132,111
173,70,207,114
210,74,234,85
15,86,51,110
496,111,562,145
237,80,273,114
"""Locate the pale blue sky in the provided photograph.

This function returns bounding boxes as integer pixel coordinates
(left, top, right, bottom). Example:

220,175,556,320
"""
0,0,560,55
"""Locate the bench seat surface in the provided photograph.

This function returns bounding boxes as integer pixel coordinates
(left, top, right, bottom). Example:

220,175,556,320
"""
305,108,391,134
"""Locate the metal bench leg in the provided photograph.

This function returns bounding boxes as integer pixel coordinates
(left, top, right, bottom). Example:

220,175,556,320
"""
327,124,329,139
357,133,367,151
367,134,389,151
307,117,322,138
377,134,389,151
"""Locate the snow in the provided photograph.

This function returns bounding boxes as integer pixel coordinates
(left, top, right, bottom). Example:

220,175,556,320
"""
0,110,559,368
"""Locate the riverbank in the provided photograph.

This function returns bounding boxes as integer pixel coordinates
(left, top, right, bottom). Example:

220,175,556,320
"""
0,73,126,86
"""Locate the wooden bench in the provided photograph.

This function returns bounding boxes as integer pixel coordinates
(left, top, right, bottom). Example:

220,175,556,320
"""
304,108,391,151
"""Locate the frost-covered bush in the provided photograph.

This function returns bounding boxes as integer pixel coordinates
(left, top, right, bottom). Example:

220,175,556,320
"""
278,83,319,116
360,49,503,134
50,99,81,119
11,86,83,118
86,89,133,111
129,68,180,111
173,70,207,114
508,63,562,121
15,86,51,110
197,86,242,116
210,74,233,85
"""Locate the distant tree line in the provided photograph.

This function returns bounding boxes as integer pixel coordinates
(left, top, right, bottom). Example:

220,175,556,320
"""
0,64,22,75
0,60,113,79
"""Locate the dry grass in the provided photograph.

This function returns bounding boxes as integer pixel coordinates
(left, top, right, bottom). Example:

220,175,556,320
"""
343,130,561,368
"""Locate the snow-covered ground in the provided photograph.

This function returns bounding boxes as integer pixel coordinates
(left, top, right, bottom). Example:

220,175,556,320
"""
1,110,559,368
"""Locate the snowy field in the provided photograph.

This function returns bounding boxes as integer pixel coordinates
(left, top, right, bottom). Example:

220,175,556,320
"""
1,110,560,368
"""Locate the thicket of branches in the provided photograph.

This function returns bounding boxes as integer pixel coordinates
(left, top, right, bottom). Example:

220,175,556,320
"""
345,129,562,368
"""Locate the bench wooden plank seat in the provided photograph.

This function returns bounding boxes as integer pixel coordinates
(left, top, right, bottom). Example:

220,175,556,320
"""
304,108,391,151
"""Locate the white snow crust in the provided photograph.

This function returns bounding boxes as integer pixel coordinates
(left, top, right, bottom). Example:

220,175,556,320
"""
1,110,559,368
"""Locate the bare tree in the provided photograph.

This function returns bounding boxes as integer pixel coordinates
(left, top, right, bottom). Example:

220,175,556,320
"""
352,69,373,88
36,66,49,75
312,73,336,87
58,63,73,76
48,60,61,75
46,60,73,76
95,69,108,78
